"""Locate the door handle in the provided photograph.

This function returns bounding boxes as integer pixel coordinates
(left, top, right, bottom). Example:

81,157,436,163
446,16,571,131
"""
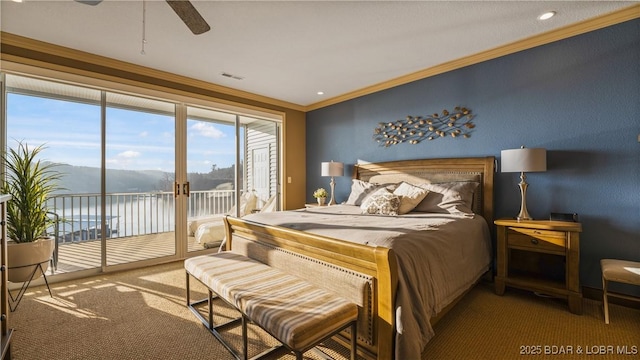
174,182,190,197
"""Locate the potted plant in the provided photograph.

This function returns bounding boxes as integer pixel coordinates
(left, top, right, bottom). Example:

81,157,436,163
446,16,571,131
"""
2,141,61,283
313,188,328,206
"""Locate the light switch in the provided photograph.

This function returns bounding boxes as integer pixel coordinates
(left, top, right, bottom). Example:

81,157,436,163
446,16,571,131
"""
287,176,292,184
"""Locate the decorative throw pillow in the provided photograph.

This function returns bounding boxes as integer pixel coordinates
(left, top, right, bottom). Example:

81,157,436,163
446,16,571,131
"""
346,179,388,206
360,188,400,216
414,181,479,214
392,182,429,214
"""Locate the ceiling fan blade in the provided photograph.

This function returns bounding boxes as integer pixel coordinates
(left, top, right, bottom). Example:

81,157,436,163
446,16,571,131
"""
74,0,103,5
165,0,211,35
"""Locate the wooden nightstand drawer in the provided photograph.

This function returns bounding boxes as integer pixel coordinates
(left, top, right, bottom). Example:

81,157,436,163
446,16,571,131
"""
507,227,566,253
508,233,565,254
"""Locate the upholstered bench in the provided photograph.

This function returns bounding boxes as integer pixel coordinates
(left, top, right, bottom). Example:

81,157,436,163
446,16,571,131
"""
601,259,640,324
185,252,358,360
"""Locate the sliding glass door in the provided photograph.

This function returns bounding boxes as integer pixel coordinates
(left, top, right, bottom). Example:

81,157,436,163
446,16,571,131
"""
105,93,176,266
2,72,281,277
184,107,280,253
186,107,240,252
242,116,279,210
5,75,104,273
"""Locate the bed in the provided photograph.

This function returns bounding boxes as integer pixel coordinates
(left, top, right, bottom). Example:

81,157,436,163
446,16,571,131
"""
221,156,495,360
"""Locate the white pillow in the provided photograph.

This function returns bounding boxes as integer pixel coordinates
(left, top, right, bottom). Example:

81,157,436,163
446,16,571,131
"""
415,182,479,214
360,188,400,216
393,182,429,214
345,179,387,206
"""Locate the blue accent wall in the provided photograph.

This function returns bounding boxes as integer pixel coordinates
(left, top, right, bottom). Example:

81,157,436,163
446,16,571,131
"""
306,19,640,295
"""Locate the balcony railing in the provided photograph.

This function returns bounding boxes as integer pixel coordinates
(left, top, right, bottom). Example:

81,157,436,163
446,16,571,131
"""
47,189,236,243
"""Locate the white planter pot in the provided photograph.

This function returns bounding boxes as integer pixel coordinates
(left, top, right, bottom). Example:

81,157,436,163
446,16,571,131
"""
8,237,55,283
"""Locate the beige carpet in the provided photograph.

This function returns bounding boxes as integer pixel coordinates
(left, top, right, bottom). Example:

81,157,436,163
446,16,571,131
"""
9,261,639,360
423,282,640,360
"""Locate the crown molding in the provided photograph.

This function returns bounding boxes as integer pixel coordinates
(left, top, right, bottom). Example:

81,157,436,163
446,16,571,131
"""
305,4,640,112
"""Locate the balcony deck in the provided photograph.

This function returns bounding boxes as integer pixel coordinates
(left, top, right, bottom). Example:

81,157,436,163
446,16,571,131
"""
44,190,236,275
54,233,206,274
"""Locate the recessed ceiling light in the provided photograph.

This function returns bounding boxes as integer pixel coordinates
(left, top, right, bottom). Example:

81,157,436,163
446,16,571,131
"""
317,91,324,96
538,11,556,21
12,0,24,3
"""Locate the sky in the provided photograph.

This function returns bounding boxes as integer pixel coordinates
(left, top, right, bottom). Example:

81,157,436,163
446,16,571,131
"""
7,93,239,174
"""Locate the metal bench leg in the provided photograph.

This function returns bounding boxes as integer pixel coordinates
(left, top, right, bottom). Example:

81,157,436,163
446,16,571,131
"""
351,322,357,360
185,270,191,306
602,276,610,324
242,315,249,360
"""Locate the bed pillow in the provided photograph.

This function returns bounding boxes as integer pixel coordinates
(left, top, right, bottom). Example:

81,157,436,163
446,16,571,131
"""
345,179,388,206
414,181,479,215
392,181,429,214
360,188,400,216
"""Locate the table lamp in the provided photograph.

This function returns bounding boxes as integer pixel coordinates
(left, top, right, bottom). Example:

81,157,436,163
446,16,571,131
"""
501,146,547,221
321,161,344,205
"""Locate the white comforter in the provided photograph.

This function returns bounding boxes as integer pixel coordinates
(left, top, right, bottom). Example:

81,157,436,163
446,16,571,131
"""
244,204,491,359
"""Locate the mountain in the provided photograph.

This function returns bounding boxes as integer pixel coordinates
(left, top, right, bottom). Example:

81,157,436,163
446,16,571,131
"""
55,164,170,194
52,164,238,194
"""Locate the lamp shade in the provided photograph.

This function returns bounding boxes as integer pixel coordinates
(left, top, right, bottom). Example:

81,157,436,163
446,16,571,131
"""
501,147,546,173
321,161,344,177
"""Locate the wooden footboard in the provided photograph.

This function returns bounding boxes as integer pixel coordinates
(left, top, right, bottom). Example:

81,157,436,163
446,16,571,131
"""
223,216,398,360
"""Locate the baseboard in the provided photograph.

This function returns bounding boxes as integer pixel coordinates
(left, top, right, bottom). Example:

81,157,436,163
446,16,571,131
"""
583,286,640,310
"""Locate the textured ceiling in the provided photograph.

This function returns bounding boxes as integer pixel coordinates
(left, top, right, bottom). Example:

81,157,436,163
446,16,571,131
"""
1,1,635,107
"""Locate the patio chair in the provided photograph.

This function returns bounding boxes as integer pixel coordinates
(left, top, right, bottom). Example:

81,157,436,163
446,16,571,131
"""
195,194,277,249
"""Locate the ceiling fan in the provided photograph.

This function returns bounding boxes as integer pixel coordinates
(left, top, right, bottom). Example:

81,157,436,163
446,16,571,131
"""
75,0,211,35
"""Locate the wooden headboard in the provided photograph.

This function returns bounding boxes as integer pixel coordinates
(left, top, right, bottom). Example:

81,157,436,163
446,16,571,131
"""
353,156,496,228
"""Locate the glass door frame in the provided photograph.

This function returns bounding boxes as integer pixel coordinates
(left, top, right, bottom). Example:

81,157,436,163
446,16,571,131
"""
1,65,284,283
175,104,188,259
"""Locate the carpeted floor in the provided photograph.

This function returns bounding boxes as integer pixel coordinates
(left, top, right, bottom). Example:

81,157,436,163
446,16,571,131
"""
423,281,639,359
9,261,640,360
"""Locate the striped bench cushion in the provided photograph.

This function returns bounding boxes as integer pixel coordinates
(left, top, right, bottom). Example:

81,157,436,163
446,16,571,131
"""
185,252,358,351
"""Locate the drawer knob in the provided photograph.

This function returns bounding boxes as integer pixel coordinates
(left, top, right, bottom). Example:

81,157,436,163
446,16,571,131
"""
531,238,539,245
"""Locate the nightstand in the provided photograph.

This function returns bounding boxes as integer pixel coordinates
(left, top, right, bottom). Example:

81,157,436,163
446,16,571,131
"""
494,219,583,314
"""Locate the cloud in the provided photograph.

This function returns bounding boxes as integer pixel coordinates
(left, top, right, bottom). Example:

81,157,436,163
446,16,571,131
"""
191,122,225,139
106,150,142,169
139,131,149,137
119,150,141,159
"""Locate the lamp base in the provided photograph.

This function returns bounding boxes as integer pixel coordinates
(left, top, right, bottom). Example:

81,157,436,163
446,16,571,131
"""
516,214,533,222
328,177,336,205
516,172,532,221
